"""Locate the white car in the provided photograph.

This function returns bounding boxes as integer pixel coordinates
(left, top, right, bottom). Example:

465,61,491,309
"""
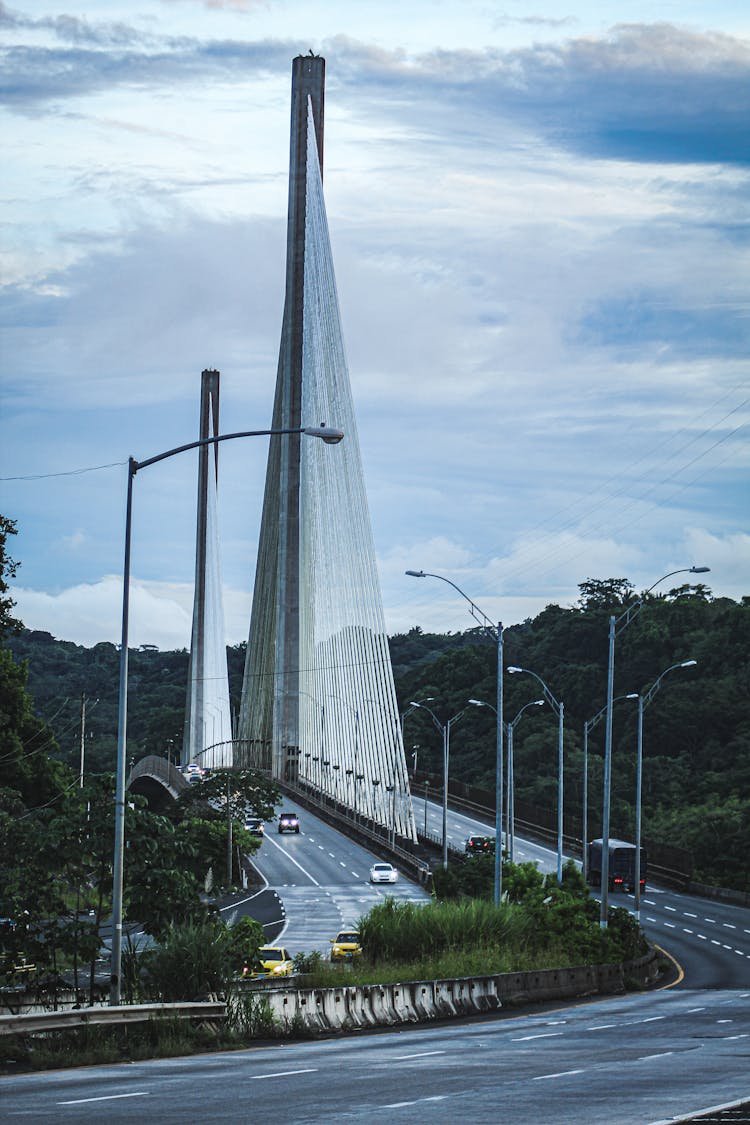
369,862,398,885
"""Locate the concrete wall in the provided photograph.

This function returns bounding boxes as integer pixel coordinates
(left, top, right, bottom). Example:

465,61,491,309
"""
246,949,660,1033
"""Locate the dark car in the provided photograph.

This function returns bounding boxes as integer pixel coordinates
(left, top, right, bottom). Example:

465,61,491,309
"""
278,811,300,834
465,834,494,856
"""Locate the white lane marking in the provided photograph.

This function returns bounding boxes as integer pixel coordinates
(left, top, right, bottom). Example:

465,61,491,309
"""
587,1024,617,1030
512,1032,563,1041
717,1019,733,1023
665,905,676,912
704,917,716,923
697,934,707,940
735,950,745,956
665,922,676,928
638,1052,673,1061
643,899,655,905
252,1069,318,1080
723,923,737,929
339,861,347,868
646,916,657,922
351,871,360,878
683,928,694,934
687,1007,705,1012
263,834,320,886
329,852,336,858
384,1096,448,1108
723,944,733,950
318,845,325,851
684,912,697,918
641,1016,665,1023
533,1070,584,1081
711,940,721,945
394,1051,446,1060
59,1093,149,1105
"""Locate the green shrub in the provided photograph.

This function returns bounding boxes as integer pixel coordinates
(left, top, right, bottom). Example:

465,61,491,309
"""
139,919,235,1002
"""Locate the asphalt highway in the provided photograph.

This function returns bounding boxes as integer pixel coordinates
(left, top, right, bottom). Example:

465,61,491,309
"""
241,798,430,955
4,987,749,1123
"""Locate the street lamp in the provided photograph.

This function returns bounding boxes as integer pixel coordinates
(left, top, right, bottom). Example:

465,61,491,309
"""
470,698,544,864
633,659,697,919
410,700,465,869
507,666,565,883
599,566,709,928
110,422,344,1006
582,694,638,881
406,570,504,903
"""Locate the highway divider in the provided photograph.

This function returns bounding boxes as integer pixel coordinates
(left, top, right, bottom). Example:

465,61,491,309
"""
240,947,660,1032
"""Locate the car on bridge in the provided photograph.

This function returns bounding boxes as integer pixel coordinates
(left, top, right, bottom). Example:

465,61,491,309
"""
244,817,264,837
370,862,398,884
330,930,362,962
278,811,300,833
465,834,494,856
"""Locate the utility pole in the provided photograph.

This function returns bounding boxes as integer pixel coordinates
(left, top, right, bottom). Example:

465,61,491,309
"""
79,693,86,788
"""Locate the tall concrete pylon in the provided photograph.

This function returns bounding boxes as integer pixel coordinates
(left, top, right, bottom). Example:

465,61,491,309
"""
183,369,232,768
239,57,416,841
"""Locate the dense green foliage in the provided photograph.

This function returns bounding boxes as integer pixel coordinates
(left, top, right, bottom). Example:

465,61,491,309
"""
393,580,749,890
0,516,281,993
5,537,749,890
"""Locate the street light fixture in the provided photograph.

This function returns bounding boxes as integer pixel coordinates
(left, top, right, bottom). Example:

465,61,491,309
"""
599,566,709,928
632,659,697,919
406,570,504,903
110,422,344,1006
508,666,565,883
582,694,638,881
468,697,544,863
409,700,465,869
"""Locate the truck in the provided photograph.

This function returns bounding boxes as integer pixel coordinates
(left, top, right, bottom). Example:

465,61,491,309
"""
586,838,646,893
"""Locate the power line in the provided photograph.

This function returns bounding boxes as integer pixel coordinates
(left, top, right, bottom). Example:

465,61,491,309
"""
0,460,126,482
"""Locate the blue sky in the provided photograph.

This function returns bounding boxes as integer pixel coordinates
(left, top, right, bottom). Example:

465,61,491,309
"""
1,0,748,648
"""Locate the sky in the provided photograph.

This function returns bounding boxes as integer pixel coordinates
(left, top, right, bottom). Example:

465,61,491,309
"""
1,0,748,650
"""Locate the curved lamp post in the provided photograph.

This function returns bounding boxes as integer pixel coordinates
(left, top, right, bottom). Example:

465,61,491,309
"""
599,566,709,928
409,700,465,869
508,666,565,883
469,697,543,863
405,570,504,903
110,422,344,1006
582,693,638,880
633,659,697,919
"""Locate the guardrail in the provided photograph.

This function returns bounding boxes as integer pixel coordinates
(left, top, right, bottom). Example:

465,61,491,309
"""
0,1001,226,1037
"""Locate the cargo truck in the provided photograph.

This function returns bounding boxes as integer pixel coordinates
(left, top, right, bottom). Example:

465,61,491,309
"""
586,838,646,893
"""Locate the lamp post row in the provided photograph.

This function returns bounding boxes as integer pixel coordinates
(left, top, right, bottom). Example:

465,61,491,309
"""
406,565,708,924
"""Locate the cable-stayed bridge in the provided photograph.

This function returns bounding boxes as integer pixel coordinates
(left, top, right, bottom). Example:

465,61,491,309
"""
155,55,416,845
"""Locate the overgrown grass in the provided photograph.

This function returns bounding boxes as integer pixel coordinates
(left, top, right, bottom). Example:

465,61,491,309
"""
0,1016,240,1073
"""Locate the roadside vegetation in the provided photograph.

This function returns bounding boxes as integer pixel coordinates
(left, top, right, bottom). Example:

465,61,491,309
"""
293,860,646,989
10,562,749,891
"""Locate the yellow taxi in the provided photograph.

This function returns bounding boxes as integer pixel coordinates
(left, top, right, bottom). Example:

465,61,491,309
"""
244,946,294,978
329,930,362,962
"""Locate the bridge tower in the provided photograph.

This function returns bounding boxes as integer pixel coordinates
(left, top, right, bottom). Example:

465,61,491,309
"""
238,56,416,840
183,368,232,768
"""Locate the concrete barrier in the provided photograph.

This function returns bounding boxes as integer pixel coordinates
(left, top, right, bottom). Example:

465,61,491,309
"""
252,947,659,1033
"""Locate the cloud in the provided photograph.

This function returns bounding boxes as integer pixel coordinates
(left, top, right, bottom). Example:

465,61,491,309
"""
3,18,749,165
11,574,253,648
681,528,750,594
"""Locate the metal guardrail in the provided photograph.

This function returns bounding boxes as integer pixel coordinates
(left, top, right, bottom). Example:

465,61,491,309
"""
0,1001,226,1036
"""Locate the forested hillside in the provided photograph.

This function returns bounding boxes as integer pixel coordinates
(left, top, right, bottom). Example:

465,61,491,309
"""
7,578,749,890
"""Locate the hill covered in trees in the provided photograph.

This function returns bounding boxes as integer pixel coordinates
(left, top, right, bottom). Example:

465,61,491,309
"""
7,578,749,891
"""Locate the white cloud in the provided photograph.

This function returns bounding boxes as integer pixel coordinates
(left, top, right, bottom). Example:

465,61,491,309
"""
12,574,255,649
